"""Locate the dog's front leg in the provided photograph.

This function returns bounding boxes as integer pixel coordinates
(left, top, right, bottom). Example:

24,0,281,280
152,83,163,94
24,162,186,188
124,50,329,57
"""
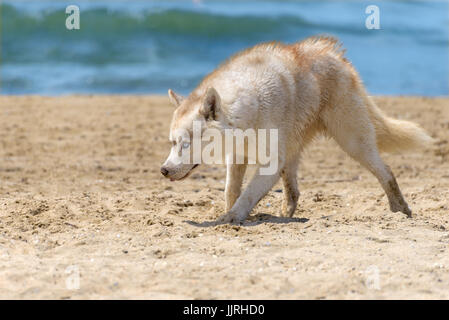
225,163,247,212
218,167,281,224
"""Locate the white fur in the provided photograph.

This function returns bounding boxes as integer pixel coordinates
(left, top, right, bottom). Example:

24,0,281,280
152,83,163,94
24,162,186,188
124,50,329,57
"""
161,36,433,223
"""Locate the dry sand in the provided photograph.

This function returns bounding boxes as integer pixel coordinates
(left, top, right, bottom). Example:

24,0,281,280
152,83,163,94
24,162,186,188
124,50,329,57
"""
0,95,448,299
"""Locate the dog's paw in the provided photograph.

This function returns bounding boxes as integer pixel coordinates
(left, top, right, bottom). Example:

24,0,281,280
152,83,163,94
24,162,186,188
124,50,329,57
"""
390,200,412,218
216,211,244,225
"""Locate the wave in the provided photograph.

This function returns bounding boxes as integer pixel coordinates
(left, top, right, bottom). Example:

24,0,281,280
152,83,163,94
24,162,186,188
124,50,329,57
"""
1,1,447,96
1,3,316,39
2,2,446,43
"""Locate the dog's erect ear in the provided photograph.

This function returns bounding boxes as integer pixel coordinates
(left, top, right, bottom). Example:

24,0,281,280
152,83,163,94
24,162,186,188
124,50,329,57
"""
168,89,184,107
200,87,221,121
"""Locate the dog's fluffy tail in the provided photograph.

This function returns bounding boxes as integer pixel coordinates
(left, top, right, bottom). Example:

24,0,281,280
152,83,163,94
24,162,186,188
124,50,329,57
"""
366,97,434,153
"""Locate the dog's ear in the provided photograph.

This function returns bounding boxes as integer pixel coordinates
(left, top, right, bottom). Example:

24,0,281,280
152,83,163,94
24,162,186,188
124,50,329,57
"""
200,87,221,121
168,89,184,107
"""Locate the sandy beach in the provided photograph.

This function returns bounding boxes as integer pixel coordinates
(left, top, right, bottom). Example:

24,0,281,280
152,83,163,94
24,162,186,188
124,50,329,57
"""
0,95,448,299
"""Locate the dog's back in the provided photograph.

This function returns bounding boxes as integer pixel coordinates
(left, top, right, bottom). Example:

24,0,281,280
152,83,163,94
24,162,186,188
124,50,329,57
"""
192,36,365,142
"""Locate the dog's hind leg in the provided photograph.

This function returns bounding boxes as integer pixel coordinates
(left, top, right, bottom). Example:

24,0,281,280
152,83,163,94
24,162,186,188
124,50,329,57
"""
225,163,247,212
281,158,300,217
321,101,412,217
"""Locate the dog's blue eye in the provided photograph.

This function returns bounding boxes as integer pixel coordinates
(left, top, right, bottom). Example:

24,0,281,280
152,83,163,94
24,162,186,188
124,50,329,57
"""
182,142,190,149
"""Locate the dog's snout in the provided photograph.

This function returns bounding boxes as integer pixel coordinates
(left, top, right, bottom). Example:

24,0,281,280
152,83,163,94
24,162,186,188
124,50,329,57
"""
160,166,169,176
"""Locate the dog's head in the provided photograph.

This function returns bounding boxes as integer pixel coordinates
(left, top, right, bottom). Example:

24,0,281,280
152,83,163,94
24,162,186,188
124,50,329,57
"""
160,87,225,181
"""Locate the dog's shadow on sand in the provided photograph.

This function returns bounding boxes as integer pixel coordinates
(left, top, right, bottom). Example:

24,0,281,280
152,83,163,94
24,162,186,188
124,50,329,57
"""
184,213,308,228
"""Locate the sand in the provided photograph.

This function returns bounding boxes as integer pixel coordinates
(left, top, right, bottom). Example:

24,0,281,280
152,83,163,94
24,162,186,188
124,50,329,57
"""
0,95,448,299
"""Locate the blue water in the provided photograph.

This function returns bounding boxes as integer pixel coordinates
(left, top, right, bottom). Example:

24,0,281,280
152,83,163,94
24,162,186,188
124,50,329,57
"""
1,0,448,96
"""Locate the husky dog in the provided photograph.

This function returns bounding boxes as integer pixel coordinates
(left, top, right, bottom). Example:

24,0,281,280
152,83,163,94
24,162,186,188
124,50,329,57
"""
161,36,433,224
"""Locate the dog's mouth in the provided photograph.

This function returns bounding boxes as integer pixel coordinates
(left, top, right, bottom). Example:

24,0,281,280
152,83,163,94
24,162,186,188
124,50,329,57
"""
170,164,199,181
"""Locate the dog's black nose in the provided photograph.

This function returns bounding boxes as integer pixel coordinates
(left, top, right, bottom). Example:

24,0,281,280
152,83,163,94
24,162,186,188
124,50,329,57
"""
160,167,169,176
